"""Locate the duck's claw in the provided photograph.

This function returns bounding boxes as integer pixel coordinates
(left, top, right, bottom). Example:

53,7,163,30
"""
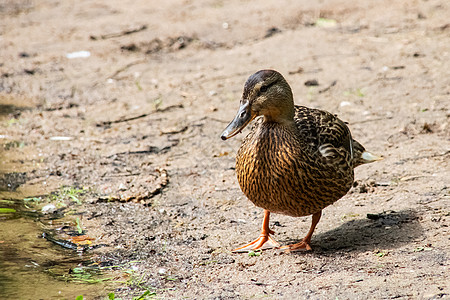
232,234,280,253
278,239,312,253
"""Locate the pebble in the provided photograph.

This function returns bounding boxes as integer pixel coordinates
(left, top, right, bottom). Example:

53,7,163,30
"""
41,204,56,214
158,268,167,274
66,51,90,59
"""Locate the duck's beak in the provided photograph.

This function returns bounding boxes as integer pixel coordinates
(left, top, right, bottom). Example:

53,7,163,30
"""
221,100,254,140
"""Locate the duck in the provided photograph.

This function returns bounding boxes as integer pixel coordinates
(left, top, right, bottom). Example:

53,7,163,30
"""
221,69,381,252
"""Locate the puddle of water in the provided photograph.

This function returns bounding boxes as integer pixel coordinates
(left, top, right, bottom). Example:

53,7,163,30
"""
0,98,116,299
0,194,114,299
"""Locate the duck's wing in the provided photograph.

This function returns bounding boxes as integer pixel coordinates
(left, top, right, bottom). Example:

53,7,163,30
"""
293,105,354,169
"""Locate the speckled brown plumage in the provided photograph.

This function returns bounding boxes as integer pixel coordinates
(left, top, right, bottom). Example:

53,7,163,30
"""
221,69,380,252
237,106,356,217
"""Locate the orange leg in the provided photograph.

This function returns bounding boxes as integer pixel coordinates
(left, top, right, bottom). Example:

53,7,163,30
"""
232,210,280,253
280,210,322,252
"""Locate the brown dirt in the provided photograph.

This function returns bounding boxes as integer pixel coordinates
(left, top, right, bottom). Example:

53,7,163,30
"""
1,0,449,299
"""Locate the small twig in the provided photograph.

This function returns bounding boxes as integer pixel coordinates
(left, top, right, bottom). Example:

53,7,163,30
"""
400,175,434,182
109,59,147,79
318,80,337,94
106,146,173,158
160,126,188,135
351,116,394,124
206,116,229,123
103,173,142,177
42,232,87,251
107,113,149,125
91,25,148,40
288,67,304,75
395,150,450,164
97,104,183,127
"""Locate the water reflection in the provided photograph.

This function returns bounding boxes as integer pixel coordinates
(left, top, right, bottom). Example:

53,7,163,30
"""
0,193,111,299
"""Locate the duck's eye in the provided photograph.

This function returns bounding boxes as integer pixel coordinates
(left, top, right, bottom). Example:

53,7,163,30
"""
260,85,268,93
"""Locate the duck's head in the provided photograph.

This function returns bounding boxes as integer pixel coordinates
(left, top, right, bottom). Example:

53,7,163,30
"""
221,69,294,140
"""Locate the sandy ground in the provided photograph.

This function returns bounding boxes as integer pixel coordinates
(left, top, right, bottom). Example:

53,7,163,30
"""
1,0,449,299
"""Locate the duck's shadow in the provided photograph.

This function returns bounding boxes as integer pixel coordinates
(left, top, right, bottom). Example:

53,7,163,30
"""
287,209,423,254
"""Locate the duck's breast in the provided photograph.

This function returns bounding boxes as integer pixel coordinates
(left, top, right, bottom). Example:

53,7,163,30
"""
236,123,353,217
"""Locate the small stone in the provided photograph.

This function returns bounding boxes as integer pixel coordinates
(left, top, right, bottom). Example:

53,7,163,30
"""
158,268,167,274
19,52,30,58
304,79,319,86
42,204,56,214
265,27,281,38
118,183,127,191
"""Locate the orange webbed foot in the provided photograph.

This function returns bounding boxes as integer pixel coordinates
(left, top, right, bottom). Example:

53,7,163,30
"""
232,230,280,253
232,210,280,253
278,238,313,253
278,211,322,253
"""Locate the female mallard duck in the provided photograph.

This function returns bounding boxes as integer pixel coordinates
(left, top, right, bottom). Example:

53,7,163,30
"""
221,70,381,252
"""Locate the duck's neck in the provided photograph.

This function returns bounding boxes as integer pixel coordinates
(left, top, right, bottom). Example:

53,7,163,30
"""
262,115,295,127
262,101,295,125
